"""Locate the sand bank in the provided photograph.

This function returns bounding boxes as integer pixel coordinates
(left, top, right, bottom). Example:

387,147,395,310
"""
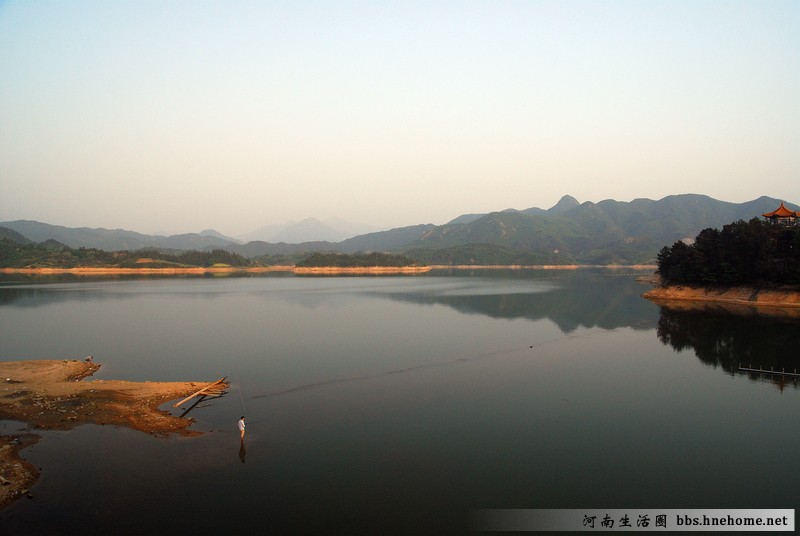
642,285,800,315
0,359,215,510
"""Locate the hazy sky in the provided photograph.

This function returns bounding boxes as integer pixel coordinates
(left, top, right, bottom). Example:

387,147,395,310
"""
1,0,798,236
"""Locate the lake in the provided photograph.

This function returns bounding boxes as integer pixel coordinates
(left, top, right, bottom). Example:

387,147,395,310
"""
0,269,798,534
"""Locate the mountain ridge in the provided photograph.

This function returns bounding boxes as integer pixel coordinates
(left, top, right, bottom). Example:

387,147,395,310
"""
2,194,797,265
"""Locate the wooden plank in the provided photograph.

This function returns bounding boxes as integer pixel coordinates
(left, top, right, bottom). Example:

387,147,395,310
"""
173,377,228,407
199,388,226,396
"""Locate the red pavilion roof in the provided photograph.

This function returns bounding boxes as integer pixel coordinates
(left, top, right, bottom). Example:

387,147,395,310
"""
762,202,799,218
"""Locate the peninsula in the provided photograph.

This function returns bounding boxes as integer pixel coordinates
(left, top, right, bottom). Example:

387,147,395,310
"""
0,359,216,510
644,209,800,311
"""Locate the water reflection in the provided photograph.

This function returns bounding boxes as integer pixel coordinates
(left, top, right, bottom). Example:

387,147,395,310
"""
3,271,800,533
380,269,657,332
656,305,800,390
0,269,659,334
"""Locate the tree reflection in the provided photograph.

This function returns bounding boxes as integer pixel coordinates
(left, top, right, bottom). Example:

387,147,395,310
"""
656,305,800,389
382,269,659,333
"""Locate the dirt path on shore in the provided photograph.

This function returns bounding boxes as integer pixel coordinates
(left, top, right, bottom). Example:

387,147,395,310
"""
0,359,214,510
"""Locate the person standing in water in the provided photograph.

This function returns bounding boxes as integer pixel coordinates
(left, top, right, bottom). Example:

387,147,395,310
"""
238,416,245,440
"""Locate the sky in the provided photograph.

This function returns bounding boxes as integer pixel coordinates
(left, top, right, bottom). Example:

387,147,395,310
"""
1,0,798,237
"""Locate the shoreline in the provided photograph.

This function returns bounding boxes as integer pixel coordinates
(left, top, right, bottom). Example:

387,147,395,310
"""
0,360,216,510
428,264,657,270
1,264,657,276
642,285,800,311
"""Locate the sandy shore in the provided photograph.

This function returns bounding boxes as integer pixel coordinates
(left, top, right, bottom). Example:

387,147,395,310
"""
642,285,800,316
642,285,800,307
0,359,218,510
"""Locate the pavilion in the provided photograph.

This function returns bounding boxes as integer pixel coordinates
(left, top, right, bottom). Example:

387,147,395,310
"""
762,202,800,225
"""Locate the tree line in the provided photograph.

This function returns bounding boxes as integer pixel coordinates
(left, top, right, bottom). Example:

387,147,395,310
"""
295,252,419,268
656,219,800,286
0,240,252,268
0,239,421,269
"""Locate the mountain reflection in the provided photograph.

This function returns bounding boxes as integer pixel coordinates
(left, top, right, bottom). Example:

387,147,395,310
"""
656,305,800,390
0,270,659,333
378,269,658,333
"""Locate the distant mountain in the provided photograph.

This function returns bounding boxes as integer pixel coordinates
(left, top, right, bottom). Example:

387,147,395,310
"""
337,224,438,254
324,217,381,239
270,218,350,243
223,240,338,258
216,224,440,259
237,223,286,243
447,214,485,225
239,217,377,243
543,194,581,215
447,194,581,223
156,233,238,251
199,229,241,244
0,226,34,245
0,220,237,251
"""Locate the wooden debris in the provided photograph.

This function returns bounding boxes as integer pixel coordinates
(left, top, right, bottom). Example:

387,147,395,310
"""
172,377,229,408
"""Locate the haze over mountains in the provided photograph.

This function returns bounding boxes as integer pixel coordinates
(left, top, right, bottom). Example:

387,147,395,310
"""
239,217,378,243
2,194,797,265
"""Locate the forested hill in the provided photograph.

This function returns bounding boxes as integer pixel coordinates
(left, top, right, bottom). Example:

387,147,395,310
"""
336,195,796,264
0,220,239,251
0,239,253,269
656,219,800,286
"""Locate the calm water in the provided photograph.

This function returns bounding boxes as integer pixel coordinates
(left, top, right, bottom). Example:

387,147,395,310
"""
0,269,798,534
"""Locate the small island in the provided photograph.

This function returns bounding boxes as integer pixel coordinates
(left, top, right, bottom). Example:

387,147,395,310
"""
643,205,800,311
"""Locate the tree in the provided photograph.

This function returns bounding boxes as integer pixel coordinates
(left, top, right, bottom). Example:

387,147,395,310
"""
656,219,800,286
